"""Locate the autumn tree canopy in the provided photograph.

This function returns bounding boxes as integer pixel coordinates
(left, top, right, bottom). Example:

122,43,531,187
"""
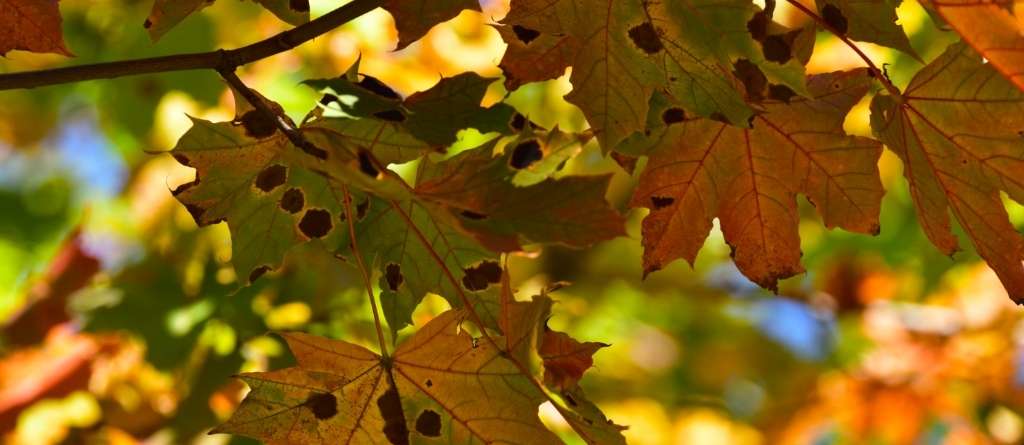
2,0,1024,444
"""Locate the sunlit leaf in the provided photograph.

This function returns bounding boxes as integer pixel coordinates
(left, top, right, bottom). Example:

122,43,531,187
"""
628,69,883,289
214,301,563,444
870,41,1024,302
0,0,72,56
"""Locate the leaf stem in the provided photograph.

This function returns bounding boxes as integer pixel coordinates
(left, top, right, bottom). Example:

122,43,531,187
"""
386,200,600,444
219,68,391,356
0,0,382,91
784,0,903,98
340,185,391,358
218,68,329,158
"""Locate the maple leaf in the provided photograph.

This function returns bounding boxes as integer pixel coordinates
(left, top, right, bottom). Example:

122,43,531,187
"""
922,0,1024,92
308,71,517,146
627,69,883,290
814,0,919,59
870,41,1024,302
350,196,503,334
169,93,422,286
384,0,481,50
145,0,309,41
499,0,812,149
214,299,562,445
416,138,627,252
0,0,72,57
540,329,607,391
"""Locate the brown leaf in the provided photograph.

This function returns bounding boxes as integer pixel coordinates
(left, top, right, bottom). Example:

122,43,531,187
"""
214,304,563,444
629,69,883,290
540,329,607,390
870,42,1024,302
924,0,1024,91
384,0,481,50
0,0,72,57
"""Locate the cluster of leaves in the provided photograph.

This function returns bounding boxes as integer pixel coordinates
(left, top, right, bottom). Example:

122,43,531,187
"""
4,0,1024,443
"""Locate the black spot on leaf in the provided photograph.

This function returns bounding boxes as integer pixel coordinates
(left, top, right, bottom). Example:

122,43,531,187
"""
358,76,401,100
733,59,767,101
415,410,442,437
239,110,278,139
462,261,502,291
249,266,271,283
661,108,687,124
425,379,433,387
143,19,152,29
320,93,339,105
290,0,310,12
358,150,380,178
768,84,797,102
356,199,370,220
512,25,540,44
185,204,206,223
299,209,333,238
255,164,287,192
822,4,848,35
385,263,404,291
746,11,769,41
510,140,543,169
373,109,406,122
304,392,338,420
377,384,409,445
628,22,663,54
761,35,792,63
460,210,487,220
651,196,675,209
510,113,527,131
280,188,305,213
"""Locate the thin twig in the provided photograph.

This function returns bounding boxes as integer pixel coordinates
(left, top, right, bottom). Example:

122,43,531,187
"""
218,68,329,159
0,0,382,91
785,0,903,98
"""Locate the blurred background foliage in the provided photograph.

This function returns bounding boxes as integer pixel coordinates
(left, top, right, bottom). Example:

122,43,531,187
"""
2,0,1024,444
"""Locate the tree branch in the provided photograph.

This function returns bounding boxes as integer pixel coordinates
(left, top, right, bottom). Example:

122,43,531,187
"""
784,0,903,98
0,0,382,91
